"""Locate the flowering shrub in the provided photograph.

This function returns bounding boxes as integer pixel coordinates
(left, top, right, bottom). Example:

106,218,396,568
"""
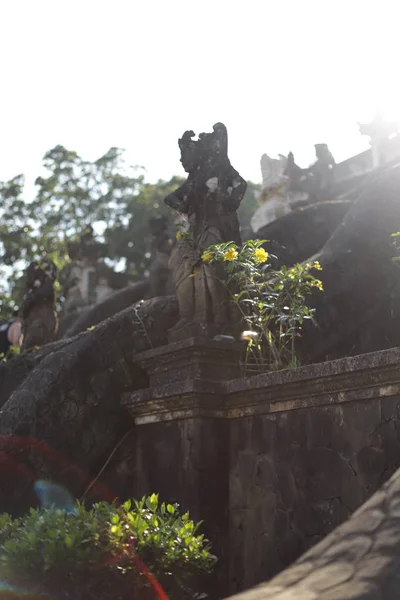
203,239,323,372
0,494,216,600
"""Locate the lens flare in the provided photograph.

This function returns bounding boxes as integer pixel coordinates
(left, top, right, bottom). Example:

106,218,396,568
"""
0,435,168,599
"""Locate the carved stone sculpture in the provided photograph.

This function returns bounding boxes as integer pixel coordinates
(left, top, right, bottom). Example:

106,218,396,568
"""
286,145,335,205
310,143,335,198
60,226,108,313
251,154,291,232
285,151,309,198
164,122,247,340
20,259,58,351
251,153,309,233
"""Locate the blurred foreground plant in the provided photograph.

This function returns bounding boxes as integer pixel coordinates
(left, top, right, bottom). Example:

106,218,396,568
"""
0,493,216,600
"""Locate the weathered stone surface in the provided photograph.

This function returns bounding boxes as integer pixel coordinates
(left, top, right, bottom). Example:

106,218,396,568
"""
254,199,351,268
60,280,149,338
131,337,243,386
296,163,400,362
0,295,178,516
4,320,400,598
226,465,400,599
165,122,246,340
118,345,400,598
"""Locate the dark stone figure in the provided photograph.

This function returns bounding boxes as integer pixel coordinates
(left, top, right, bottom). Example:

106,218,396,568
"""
284,151,311,206
20,259,58,351
164,123,247,339
311,143,335,198
284,145,336,204
148,215,173,297
60,225,109,312
67,225,108,264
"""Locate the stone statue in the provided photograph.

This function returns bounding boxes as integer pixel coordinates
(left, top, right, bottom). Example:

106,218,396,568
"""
286,145,335,205
164,122,247,339
285,152,308,195
60,226,108,313
359,113,399,168
20,259,58,351
251,153,309,233
310,143,335,198
148,215,173,297
251,154,291,232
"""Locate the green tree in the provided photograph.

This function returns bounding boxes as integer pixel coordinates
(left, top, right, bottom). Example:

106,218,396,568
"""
0,147,182,319
104,176,183,277
0,145,259,320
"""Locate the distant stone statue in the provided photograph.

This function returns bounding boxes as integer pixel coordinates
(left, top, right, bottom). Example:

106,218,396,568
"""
310,143,335,199
251,153,309,233
20,259,58,351
251,154,291,232
148,215,173,297
285,152,307,195
60,226,108,313
359,113,399,168
164,122,247,339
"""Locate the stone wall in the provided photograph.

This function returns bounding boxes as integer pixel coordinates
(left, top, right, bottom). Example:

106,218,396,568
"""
115,343,400,599
227,393,400,593
227,459,400,599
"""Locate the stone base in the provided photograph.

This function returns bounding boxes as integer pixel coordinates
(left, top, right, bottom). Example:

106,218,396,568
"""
167,321,234,344
131,337,244,388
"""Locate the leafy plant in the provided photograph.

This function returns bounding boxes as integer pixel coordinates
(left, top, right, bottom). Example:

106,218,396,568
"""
202,239,323,373
391,231,400,262
0,494,216,600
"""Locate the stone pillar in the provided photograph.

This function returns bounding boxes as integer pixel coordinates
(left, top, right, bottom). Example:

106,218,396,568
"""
122,337,243,599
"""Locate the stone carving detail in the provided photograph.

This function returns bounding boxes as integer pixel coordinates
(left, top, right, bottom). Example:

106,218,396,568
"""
61,226,107,313
311,143,335,197
251,154,292,232
60,226,127,314
251,152,315,233
251,144,336,233
164,122,247,340
20,259,58,351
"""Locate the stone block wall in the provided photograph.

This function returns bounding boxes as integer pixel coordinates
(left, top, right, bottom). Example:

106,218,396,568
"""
113,344,400,599
228,397,400,593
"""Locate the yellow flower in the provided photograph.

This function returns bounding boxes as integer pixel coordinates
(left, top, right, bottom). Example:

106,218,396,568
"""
202,250,213,262
311,261,322,271
223,248,238,261
176,231,182,240
254,247,268,263
312,280,324,291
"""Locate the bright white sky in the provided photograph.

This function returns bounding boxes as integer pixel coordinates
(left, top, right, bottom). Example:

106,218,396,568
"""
1,0,399,192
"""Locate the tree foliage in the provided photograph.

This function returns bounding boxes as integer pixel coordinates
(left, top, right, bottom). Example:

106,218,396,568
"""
0,145,258,320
